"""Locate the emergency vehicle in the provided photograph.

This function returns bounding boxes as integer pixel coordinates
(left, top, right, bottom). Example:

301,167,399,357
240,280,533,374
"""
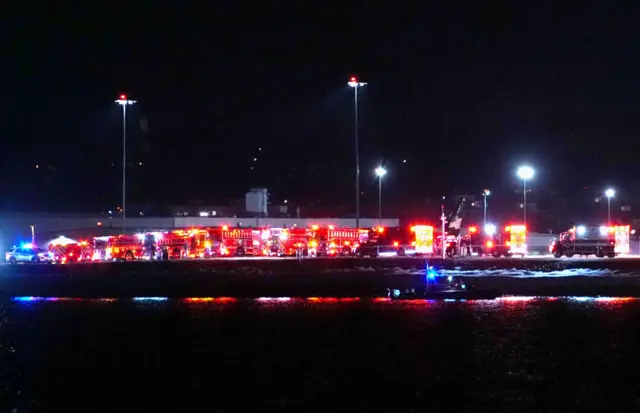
104,235,144,261
308,225,365,256
209,226,261,256
484,225,527,258
356,226,432,257
183,228,212,258
550,225,615,258
49,239,93,264
614,225,630,254
272,227,312,256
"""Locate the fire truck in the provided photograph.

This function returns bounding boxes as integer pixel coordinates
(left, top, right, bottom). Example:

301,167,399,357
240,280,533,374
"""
356,226,431,257
309,225,365,256
614,225,630,254
550,225,615,258
209,226,261,256
48,238,93,263
273,227,312,256
104,235,145,261
183,228,212,258
485,225,527,258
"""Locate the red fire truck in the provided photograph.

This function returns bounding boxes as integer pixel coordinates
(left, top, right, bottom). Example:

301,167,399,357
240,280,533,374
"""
308,225,364,256
275,227,312,256
105,235,144,261
209,226,261,257
49,239,93,263
183,228,212,258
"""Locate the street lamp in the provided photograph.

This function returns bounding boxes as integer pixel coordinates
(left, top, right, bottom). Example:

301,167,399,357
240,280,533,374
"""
605,188,615,227
115,94,136,233
348,76,367,228
516,166,534,228
374,166,387,221
482,189,490,232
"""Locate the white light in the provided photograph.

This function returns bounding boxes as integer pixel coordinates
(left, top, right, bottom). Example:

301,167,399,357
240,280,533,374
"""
483,189,491,196
605,188,615,198
199,211,210,217
600,226,608,236
375,166,387,177
403,159,407,163
484,224,496,236
577,226,586,236
284,200,288,204
115,98,137,106
517,165,534,180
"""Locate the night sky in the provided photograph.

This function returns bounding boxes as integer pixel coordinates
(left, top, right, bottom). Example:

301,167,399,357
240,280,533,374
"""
4,2,640,215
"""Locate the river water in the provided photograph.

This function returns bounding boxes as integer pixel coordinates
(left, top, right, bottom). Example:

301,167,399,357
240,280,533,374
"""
1,296,639,412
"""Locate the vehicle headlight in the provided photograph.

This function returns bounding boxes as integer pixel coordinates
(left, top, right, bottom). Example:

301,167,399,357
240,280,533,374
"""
37,253,45,257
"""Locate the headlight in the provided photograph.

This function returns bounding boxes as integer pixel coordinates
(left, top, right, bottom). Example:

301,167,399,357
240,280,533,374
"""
37,252,45,257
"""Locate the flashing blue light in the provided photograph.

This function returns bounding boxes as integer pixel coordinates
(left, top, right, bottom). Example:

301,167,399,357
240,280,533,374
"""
21,243,34,249
133,297,168,301
13,296,41,302
427,270,437,279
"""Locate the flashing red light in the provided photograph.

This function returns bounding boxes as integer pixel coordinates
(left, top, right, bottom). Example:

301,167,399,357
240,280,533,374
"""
393,241,399,247
469,226,477,233
119,94,126,100
486,240,494,248
350,76,357,82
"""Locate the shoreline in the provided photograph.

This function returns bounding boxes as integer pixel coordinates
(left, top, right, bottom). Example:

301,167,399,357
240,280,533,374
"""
2,258,640,298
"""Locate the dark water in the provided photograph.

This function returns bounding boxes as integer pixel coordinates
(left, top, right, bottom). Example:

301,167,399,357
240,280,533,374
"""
2,296,640,412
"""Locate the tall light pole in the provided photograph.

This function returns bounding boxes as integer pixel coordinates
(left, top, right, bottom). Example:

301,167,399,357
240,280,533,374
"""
348,76,367,228
115,94,136,233
517,166,534,228
605,188,615,227
482,189,490,233
374,166,387,221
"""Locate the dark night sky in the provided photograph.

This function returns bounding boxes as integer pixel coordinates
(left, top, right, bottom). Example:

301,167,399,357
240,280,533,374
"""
3,1,640,213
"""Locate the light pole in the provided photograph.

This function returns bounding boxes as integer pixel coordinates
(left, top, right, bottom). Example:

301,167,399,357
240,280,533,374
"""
605,188,615,227
348,76,367,228
374,166,387,221
115,94,136,233
482,189,490,233
516,166,534,228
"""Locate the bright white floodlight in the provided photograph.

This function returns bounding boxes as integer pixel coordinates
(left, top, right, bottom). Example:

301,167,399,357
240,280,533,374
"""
517,165,534,181
375,166,387,177
484,224,496,236
605,188,615,198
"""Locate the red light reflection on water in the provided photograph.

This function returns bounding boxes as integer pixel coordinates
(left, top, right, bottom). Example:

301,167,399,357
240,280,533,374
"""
184,297,236,303
307,297,360,303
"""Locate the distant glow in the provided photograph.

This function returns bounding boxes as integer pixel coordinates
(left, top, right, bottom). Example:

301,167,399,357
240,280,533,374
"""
576,226,586,236
374,166,387,177
348,76,367,87
133,297,168,301
115,95,136,106
484,224,496,236
605,188,615,198
517,165,534,180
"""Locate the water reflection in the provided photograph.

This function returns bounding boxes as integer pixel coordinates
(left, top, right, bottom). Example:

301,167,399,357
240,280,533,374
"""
8,296,640,306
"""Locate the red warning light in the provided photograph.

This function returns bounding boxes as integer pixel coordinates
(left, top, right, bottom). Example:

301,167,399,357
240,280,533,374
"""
119,94,126,100
350,76,357,82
